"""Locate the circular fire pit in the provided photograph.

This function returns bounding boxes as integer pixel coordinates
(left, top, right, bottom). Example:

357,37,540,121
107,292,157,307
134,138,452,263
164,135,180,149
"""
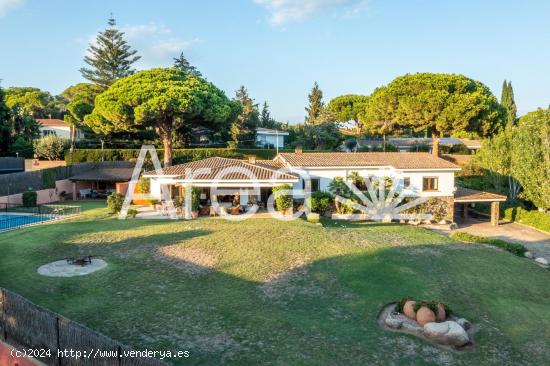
37,258,107,277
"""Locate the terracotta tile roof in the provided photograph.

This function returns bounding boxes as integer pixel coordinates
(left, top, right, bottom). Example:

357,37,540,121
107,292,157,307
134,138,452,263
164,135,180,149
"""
145,157,298,181
255,159,286,169
277,152,460,170
37,119,70,128
69,167,134,182
454,187,507,202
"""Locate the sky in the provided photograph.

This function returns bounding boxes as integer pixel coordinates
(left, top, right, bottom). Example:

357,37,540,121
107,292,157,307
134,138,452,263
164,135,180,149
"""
0,0,549,122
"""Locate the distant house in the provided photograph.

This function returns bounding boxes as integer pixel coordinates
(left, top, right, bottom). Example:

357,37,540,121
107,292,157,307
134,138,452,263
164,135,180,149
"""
255,128,289,149
353,137,482,154
37,119,83,141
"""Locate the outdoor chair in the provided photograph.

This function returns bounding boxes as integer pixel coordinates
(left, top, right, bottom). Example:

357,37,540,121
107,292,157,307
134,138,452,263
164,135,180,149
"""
230,205,241,215
79,189,91,199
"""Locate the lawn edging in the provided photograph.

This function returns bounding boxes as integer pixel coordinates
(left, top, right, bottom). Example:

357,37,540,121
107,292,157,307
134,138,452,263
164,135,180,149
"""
449,231,528,257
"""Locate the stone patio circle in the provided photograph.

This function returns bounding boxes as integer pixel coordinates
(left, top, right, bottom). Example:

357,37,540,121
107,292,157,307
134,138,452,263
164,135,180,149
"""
37,259,107,277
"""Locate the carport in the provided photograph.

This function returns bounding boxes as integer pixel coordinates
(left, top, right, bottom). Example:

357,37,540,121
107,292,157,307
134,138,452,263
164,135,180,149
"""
454,187,507,226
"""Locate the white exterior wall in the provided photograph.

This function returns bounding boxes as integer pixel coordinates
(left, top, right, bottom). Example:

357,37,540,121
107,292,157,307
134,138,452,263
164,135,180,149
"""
148,167,457,200
292,167,456,197
39,126,83,141
256,133,285,148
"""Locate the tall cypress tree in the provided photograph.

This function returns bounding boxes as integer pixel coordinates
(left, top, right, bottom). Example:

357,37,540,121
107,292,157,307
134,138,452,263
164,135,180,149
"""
500,80,517,125
260,101,275,128
506,81,517,125
305,81,324,125
80,17,141,88
230,86,259,146
173,52,202,77
0,86,12,152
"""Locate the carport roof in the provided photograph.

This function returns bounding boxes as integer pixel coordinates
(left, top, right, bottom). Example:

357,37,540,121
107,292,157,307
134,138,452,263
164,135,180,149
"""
68,167,134,182
454,187,507,202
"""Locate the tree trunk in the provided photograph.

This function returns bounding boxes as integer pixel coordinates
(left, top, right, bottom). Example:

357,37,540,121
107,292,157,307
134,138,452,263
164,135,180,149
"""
431,128,440,157
163,134,173,167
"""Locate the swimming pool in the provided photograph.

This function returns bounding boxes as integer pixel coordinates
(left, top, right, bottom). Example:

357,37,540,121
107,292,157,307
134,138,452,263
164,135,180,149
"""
0,214,54,232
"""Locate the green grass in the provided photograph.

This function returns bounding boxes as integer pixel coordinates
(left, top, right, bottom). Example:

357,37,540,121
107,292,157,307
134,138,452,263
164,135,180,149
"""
1,201,550,365
450,231,529,257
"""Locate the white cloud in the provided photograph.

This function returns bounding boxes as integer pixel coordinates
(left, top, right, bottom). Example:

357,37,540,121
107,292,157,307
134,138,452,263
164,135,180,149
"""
254,0,368,26
0,0,26,17
83,22,201,69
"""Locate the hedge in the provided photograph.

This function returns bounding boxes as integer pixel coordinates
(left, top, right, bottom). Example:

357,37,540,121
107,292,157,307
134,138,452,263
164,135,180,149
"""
450,231,528,257
504,206,550,233
65,148,303,164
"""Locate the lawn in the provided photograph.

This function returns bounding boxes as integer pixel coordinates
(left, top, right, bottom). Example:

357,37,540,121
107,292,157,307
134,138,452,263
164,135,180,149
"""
1,201,550,365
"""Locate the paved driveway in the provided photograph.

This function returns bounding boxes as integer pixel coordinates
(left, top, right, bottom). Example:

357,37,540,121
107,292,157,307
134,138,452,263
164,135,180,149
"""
455,218,550,260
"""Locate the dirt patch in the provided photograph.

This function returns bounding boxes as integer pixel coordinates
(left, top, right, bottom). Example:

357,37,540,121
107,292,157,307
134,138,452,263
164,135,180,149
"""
259,257,325,302
155,245,218,275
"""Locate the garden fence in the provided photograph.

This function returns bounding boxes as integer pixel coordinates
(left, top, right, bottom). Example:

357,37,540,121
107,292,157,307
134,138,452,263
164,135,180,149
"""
0,204,81,232
0,288,168,366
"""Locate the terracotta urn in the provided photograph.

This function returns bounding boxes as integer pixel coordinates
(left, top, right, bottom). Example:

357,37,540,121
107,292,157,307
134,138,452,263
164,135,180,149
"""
436,303,446,322
403,300,417,320
416,306,436,326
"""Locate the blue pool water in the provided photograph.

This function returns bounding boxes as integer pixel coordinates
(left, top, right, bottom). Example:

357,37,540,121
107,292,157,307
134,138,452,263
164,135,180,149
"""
0,214,54,231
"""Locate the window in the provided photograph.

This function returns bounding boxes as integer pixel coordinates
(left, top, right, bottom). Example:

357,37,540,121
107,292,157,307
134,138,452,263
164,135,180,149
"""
422,177,438,191
302,178,320,192
403,177,411,188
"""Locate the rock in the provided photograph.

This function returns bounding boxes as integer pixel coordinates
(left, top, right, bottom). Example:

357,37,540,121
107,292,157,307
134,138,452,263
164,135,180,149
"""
435,303,446,322
402,321,423,334
409,220,421,226
423,219,433,225
524,251,534,259
403,300,417,320
449,222,458,230
416,306,436,326
535,257,549,266
385,312,403,329
399,219,406,224
424,321,470,347
456,318,471,330
438,220,449,225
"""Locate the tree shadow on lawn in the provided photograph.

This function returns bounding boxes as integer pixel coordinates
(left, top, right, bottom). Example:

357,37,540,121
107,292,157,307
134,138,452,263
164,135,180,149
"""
42,241,550,365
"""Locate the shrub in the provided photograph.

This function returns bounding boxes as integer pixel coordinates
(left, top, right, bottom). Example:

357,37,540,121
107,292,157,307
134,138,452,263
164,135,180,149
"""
41,168,57,189
34,135,68,161
450,231,528,257
107,193,125,213
22,191,37,207
272,184,293,212
181,186,201,211
9,137,34,158
65,148,303,164
306,212,320,223
309,191,333,214
136,177,150,194
127,208,139,218
504,206,550,233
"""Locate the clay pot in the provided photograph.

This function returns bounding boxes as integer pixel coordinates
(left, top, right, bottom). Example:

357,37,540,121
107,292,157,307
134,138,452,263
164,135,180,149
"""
436,303,446,322
403,300,417,320
416,306,436,326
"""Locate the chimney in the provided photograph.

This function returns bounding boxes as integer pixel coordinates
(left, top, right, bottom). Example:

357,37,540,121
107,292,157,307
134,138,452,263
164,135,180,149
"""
247,156,256,164
295,146,303,154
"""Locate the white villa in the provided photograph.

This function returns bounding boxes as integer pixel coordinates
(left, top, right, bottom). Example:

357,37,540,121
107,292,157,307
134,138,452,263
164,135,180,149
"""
144,150,506,224
37,119,83,140
255,127,289,149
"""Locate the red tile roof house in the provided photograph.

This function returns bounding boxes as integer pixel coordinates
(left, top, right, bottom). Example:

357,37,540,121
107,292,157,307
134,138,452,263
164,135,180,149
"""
144,151,505,224
37,119,83,141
